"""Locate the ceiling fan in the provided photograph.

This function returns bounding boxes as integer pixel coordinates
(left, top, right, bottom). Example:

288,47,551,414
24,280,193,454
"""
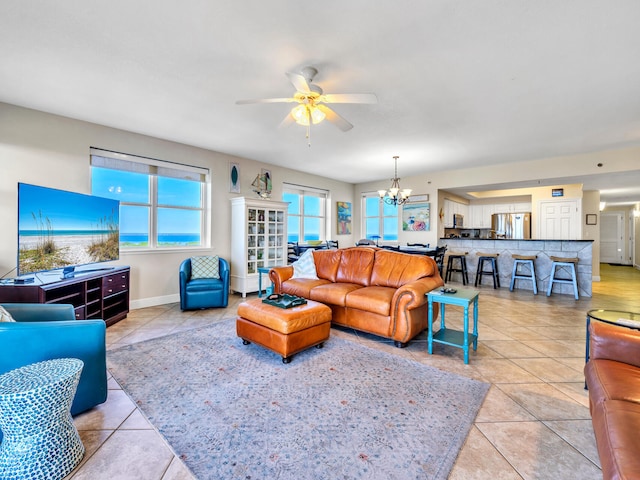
236,66,377,138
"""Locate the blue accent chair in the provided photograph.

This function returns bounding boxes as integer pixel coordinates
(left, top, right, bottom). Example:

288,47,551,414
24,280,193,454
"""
179,257,230,310
0,303,108,442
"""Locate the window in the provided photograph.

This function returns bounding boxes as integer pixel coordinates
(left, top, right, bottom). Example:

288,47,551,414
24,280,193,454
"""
362,193,398,242
90,148,209,249
283,184,328,243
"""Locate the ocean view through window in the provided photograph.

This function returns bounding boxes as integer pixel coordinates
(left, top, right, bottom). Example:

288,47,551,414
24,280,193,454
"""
283,184,327,243
90,148,209,249
363,193,398,242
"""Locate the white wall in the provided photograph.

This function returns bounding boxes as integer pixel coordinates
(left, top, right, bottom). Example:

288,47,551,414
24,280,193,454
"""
0,102,355,307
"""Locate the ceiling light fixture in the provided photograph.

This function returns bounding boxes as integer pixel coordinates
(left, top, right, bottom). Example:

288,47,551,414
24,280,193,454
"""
291,103,326,126
378,156,412,206
290,100,326,147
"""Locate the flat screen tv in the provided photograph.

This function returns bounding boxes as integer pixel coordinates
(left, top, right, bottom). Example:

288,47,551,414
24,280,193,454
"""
18,183,120,278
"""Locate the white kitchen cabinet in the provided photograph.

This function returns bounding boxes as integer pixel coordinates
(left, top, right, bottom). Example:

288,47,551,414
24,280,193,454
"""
493,202,532,213
443,199,468,227
230,197,288,297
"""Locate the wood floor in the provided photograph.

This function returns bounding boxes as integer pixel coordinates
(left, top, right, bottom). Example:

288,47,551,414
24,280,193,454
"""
66,263,640,479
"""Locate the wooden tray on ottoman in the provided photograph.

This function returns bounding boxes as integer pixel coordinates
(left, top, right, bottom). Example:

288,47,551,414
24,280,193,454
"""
237,298,332,363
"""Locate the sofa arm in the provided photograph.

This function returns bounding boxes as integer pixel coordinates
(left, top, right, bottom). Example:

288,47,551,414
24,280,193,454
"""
270,266,294,294
1,303,76,322
393,276,445,310
589,321,640,368
0,320,108,416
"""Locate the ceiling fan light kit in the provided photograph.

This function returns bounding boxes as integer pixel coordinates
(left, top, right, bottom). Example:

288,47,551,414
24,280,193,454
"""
236,66,377,146
379,156,412,206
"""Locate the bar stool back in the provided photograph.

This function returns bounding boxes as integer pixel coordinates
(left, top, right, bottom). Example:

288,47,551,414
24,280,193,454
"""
475,252,500,288
445,251,469,285
547,256,579,299
510,254,538,294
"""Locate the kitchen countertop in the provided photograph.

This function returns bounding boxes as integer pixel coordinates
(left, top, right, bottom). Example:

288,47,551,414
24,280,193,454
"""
437,237,593,296
440,238,593,242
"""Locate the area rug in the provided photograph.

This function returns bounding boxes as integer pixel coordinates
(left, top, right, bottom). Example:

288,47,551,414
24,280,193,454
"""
107,320,489,480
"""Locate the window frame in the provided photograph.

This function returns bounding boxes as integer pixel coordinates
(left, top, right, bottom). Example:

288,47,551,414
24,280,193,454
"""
283,183,328,244
90,148,210,251
362,192,399,243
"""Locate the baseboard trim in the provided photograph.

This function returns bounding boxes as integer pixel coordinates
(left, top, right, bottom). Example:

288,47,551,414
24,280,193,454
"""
130,294,179,310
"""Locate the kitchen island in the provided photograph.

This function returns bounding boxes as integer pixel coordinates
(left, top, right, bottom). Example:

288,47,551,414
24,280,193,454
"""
438,238,593,297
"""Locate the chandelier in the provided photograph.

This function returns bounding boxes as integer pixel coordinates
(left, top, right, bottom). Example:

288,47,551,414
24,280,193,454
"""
378,156,412,206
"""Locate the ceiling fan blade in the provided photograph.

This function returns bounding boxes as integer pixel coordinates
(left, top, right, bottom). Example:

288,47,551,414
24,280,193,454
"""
321,93,378,104
316,104,353,132
236,98,296,105
286,72,311,93
278,111,295,129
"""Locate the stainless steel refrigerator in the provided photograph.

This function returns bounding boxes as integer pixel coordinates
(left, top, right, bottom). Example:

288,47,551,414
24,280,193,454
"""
491,212,531,239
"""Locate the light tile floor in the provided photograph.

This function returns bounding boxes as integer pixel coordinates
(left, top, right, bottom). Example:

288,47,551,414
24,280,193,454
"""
65,263,640,479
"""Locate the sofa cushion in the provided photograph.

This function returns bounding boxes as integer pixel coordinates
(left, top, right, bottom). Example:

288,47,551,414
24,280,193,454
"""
371,249,436,288
585,359,640,406
310,283,363,307
312,249,342,282
589,321,640,368
591,400,640,480
292,249,319,279
335,247,375,286
345,286,395,316
185,278,224,292
282,278,331,298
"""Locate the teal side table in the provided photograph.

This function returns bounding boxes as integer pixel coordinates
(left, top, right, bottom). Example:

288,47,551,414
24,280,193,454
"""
427,287,480,364
257,267,273,298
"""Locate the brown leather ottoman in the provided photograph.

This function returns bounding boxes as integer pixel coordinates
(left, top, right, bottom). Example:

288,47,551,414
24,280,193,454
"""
236,298,332,363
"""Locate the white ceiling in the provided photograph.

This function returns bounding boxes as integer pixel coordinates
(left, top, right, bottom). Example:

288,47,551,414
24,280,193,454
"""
1,0,640,205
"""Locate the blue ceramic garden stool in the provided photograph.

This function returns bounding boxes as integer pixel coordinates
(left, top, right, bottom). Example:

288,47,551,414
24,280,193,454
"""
510,254,538,294
0,358,85,480
474,252,500,289
547,256,579,299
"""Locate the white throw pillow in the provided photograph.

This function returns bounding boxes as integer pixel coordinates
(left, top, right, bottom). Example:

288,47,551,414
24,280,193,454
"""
190,255,220,279
291,249,318,279
0,305,16,322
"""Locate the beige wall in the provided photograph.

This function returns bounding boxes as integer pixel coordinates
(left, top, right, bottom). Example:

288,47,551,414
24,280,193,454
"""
3,102,639,306
0,103,355,307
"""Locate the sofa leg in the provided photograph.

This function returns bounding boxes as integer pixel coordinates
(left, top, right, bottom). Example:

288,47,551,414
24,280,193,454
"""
316,343,324,349
282,356,291,364
242,339,251,345
394,341,407,348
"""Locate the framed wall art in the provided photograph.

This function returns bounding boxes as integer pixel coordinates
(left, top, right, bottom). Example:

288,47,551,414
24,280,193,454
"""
337,201,352,235
229,162,241,193
402,201,430,231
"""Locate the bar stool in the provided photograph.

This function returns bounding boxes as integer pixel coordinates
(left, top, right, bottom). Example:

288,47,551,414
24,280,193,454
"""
510,254,538,294
547,256,579,299
475,252,500,289
445,251,469,285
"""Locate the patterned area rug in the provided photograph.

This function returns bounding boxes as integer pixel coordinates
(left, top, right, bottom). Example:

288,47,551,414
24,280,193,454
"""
108,320,489,479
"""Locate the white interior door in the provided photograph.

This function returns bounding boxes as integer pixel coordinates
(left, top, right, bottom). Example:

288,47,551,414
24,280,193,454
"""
538,199,580,239
600,212,624,264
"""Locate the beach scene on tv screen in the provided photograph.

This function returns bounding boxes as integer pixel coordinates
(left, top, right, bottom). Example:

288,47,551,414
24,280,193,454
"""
18,184,120,275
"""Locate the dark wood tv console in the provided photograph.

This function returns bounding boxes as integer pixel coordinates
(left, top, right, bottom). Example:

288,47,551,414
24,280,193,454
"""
0,266,130,326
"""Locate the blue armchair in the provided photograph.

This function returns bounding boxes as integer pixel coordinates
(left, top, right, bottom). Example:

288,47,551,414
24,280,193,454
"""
179,257,230,310
0,303,108,441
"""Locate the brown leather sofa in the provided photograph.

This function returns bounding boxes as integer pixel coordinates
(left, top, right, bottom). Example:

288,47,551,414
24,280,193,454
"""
269,246,445,347
584,321,640,479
